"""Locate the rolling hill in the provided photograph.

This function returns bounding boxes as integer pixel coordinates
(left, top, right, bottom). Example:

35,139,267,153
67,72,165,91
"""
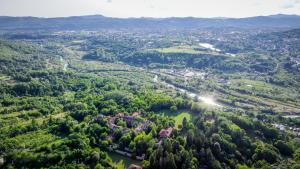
0,14,300,31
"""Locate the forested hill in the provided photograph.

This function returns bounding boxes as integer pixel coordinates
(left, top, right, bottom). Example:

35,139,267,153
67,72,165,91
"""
0,14,300,31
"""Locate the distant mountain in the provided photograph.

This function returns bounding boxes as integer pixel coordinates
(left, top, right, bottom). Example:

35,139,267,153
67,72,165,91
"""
0,14,300,31
267,14,300,18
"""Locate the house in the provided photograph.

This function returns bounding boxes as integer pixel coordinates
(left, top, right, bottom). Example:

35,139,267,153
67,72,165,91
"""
108,123,120,130
273,124,285,131
159,127,173,138
117,112,125,117
108,117,121,130
123,116,134,124
132,112,140,117
134,120,151,133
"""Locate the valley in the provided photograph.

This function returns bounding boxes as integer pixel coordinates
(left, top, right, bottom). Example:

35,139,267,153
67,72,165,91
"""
0,15,300,169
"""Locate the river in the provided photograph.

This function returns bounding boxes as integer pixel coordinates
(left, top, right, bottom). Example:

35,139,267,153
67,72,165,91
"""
155,76,222,107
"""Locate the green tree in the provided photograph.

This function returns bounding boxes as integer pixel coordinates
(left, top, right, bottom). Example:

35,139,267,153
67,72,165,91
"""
274,140,293,156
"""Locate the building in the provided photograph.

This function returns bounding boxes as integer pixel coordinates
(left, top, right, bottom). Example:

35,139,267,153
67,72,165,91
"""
132,112,140,117
123,116,134,124
159,127,173,138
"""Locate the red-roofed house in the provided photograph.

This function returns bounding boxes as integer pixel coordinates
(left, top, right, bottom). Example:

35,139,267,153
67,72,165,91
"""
159,127,173,138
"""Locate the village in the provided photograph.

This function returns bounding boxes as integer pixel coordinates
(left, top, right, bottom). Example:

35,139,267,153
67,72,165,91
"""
90,112,174,162
157,68,208,81
272,123,300,137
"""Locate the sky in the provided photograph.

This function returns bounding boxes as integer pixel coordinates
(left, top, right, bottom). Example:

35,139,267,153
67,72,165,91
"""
0,0,300,18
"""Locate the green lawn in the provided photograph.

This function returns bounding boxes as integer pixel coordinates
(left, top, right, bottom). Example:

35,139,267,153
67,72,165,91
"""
230,79,274,90
173,112,191,128
159,110,192,128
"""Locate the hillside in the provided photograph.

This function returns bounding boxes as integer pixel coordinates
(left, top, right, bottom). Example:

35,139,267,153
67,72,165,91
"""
0,14,300,31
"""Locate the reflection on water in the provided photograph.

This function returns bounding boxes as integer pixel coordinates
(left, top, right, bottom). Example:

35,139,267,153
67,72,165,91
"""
160,80,222,107
199,43,221,52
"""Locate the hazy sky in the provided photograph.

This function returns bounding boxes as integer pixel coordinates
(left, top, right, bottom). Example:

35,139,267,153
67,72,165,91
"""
1,0,300,18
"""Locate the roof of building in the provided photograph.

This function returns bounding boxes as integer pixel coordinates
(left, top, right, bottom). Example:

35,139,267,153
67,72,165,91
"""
159,127,173,138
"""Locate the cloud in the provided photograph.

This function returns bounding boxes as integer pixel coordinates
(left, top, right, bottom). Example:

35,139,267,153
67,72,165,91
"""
280,0,300,9
282,3,295,8
0,0,300,18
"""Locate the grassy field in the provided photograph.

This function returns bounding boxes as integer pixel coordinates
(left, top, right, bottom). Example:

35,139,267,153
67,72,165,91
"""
151,46,203,54
229,79,281,92
159,110,192,128
173,112,191,128
217,84,300,113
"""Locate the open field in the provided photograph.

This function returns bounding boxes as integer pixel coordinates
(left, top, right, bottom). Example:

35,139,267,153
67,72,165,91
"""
152,46,203,54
